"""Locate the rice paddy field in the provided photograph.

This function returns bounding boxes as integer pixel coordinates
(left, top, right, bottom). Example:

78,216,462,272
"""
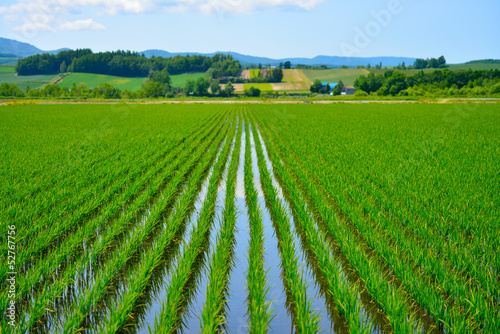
1,102,499,333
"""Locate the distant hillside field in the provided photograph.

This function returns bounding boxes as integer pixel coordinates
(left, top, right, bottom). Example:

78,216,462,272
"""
0,58,18,66
243,83,273,91
170,73,206,87
0,66,16,72
447,63,500,71
367,62,500,75
58,73,147,90
367,68,436,75
302,68,369,85
0,69,59,90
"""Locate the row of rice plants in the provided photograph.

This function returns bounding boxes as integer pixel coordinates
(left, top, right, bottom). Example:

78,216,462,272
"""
13,113,232,333
152,116,239,333
1,109,222,288
242,120,274,333
248,113,321,333
0,109,226,317
336,157,499,304
200,114,243,332
53,115,234,334
256,105,498,332
1,110,225,291
254,110,427,333
250,112,380,333
277,104,498,293
279,127,497,332
96,114,240,333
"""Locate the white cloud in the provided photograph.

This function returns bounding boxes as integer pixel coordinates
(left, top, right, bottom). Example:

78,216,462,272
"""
12,21,55,32
1,0,323,19
59,18,106,30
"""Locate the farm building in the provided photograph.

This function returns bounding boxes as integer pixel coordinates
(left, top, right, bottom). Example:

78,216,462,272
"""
321,82,337,91
341,85,356,95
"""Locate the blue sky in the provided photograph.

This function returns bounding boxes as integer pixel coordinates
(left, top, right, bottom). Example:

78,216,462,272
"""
0,0,498,63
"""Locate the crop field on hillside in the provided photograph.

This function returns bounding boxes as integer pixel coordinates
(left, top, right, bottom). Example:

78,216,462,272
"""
57,73,147,90
302,68,369,85
1,103,498,333
243,83,273,91
169,72,206,88
0,66,15,72
0,69,58,90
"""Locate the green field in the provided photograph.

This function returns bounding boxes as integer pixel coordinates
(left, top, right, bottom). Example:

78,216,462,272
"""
58,72,147,90
0,70,59,90
447,63,500,71
1,103,498,333
0,58,18,66
302,68,369,85
0,66,15,72
367,63,500,76
243,83,273,91
169,72,206,87
249,69,260,79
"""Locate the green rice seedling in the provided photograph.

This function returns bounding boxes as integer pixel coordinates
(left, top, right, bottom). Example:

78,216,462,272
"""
1,109,226,288
242,120,274,333
98,115,238,334
152,117,238,333
57,118,234,334
256,113,424,334
249,113,375,334
0,111,226,315
15,115,232,333
247,113,321,333
200,115,243,333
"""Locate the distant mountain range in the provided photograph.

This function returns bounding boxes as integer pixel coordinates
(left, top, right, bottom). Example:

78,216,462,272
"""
2,36,495,69
140,49,416,67
0,36,416,68
0,37,69,58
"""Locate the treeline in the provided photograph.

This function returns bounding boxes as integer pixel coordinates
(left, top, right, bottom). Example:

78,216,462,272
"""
353,69,500,96
466,59,500,64
0,74,238,99
413,56,446,69
295,64,328,70
16,49,241,78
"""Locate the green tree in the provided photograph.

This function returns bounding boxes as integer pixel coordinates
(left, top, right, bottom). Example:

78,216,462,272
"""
244,86,261,97
149,69,171,85
184,79,195,95
336,80,345,93
438,55,446,67
210,79,220,95
283,61,292,69
60,61,67,73
206,67,215,80
386,71,408,95
194,77,210,96
310,79,322,93
223,81,235,97
140,81,165,98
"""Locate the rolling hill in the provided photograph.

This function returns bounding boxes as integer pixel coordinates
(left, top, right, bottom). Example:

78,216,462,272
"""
0,37,70,57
